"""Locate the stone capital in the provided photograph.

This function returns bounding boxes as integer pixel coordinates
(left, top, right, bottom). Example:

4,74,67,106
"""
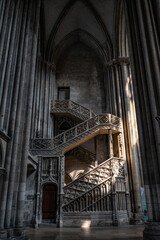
105,57,130,68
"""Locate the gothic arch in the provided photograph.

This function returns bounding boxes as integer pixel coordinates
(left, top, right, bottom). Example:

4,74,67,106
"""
41,177,58,186
52,29,107,66
114,0,129,58
45,0,112,61
59,121,71,132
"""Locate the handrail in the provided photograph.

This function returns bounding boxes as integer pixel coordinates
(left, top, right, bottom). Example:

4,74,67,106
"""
30,114,121,151
63,177,112,207
64,157,113,190
81,191,112,212
63,157,125,207
51,100,96,119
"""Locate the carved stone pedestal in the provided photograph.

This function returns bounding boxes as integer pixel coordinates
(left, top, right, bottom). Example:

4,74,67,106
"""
143,222,160,240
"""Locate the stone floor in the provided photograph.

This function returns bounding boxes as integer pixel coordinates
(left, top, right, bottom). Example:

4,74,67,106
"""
26,225,144,240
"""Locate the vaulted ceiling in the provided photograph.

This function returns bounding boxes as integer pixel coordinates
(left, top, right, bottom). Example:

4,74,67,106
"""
41,0,116,63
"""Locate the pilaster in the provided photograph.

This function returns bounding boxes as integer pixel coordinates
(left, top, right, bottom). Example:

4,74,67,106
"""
108,129,114,158
57,154,65,228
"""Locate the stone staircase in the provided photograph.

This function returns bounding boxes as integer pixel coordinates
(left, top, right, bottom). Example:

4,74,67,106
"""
30,100,128,226
63,157,125,210
63,157,113,206
30,101,122,156
62,156,128,227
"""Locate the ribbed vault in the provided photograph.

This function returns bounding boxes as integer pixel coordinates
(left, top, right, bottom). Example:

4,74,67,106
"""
52,29,107,66
45,0,113,62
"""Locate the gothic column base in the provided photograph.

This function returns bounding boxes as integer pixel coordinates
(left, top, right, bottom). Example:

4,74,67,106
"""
0,229,7,239
143,222,160,240
57,220,63,228
0,227,30,240
130,213,144,225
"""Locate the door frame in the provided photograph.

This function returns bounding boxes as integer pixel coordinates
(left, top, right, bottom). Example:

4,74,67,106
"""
38,181,58,224
42,183,58,221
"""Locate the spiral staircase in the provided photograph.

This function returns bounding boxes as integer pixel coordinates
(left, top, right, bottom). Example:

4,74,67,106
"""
30,100,129,226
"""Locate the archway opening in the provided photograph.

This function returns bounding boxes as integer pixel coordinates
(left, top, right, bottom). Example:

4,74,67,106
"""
59,121,71,134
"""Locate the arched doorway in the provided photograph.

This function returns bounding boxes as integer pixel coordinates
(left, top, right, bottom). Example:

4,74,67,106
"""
42,184,57,220
59,121,71,134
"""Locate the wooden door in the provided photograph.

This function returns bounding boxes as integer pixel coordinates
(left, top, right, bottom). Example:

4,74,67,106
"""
42,184,57,219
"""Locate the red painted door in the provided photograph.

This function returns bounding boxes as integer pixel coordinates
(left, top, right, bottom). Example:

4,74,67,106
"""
42,184,57,219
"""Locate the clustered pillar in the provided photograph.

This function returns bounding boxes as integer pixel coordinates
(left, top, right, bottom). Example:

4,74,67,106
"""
0,0,41,238
124,0,160,238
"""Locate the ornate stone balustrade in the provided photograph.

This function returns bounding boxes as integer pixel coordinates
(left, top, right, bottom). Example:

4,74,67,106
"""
30,114,122,156
63,157,126,212
63,178,112,212
63,157,113,205
51,100,96,120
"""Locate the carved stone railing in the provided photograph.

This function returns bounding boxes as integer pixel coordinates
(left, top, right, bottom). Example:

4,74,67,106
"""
51,100,96,121
63,178,112,212
63,157,113,205
63,157,126,212
30,114,122,156
66,146,96,164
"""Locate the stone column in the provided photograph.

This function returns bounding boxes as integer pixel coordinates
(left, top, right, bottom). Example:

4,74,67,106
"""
103,67,112,113
58,154,65,228
15,0,41,228
111,159,118,225
0,0,12,104
108,129,114,158
124,0,160,237
119,58,143,223
48,68,56,138
34,157,41,228
0,0,30,230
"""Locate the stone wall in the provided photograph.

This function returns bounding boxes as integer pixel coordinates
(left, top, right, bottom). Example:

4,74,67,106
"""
56,42,105,114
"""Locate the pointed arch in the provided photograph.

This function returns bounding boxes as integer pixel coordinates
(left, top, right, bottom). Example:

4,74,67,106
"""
52,29,107,66
46,0,112,61
114,0,129,58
